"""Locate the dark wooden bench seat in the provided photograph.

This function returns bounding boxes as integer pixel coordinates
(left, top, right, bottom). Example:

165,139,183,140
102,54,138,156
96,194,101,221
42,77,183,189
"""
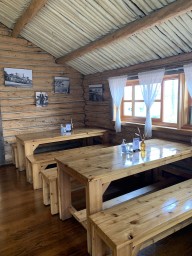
89,179,192,256
26,144,109,190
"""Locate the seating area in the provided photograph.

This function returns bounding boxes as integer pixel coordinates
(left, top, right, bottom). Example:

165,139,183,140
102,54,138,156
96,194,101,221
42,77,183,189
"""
10,128,192,256
1,2,192,255
26,143,109,189
89,179,192,256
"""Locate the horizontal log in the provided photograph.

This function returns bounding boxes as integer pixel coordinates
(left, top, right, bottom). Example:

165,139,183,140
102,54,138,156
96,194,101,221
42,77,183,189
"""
1,102,84,112
0,87,83,98
85,121,114,130
1,107,84,120
85,112,111,120
0,96,84,106
0,50,55,61
85,105,111,112
0,63,77,74
2,114,85,129
0,35,32,46
3,122,85,138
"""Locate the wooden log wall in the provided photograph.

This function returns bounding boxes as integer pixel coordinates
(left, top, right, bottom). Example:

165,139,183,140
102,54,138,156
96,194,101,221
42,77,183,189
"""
0,24,84,164
83,77,113,130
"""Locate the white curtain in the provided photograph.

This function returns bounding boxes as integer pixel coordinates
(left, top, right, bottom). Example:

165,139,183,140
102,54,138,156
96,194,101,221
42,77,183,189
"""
108,76,127,132
183,63,192,97
138,68,165,138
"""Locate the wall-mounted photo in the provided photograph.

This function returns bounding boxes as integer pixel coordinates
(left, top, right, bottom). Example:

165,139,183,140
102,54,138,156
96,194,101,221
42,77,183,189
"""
35,92,48,107
4,68,32,87
89,84,104,101
54,77,70,94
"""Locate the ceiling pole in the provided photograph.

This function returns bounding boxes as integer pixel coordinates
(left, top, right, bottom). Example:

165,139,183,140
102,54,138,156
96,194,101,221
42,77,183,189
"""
12,0,48,38
85,52,192,79
56,0,192,64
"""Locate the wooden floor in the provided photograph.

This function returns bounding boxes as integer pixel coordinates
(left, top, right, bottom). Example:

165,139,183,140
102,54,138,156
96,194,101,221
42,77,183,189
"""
0,165,192,256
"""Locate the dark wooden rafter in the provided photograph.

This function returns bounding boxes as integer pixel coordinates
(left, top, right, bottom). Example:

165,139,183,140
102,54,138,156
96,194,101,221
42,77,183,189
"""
56,0,192,64
12,0,48,38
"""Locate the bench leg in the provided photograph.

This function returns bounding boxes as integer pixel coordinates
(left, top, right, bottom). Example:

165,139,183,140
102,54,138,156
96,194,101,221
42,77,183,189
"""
50,179,58,215
42,179,50,205
92,225,107,256
26,159,32,183
15,148,19,169
115,245,132,256
32,164,42,190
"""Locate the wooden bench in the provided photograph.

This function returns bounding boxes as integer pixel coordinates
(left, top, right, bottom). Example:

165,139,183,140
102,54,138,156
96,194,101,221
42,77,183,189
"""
89,179,192,256
26,144,109,190
40,168,84,215
41,168,58,215
11,143,18,168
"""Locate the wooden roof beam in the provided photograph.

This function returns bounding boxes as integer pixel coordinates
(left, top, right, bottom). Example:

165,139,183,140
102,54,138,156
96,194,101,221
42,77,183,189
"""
56,0,192,64
85,52,192,80
12,0,48,38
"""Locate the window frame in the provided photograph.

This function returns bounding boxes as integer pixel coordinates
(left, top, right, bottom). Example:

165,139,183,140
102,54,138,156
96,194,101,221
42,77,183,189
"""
120,73,189,129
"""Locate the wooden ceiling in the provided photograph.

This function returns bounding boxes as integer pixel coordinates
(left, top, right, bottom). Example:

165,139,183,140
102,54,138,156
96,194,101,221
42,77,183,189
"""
0,0,192,75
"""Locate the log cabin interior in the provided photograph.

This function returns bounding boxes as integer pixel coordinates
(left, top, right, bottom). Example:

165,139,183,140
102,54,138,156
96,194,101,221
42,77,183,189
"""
0,0,192,255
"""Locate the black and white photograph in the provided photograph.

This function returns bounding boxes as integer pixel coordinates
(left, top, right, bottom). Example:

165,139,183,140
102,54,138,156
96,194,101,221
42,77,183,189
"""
89,84,103,101
54,77,70,94
4,68,32,87
35,92,48,107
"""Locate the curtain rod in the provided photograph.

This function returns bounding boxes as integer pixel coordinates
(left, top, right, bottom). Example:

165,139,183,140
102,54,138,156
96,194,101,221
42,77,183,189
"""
127,66,184,79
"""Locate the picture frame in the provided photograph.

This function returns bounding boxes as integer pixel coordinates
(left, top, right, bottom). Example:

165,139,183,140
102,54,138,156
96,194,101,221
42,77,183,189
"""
35,92,48,107
89,84,103,101
4,68,32,87
54,77,70,94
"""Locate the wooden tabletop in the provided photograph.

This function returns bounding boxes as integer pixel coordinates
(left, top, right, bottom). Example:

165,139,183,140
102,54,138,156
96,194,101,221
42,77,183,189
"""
16,127,107,144
56,139,192,184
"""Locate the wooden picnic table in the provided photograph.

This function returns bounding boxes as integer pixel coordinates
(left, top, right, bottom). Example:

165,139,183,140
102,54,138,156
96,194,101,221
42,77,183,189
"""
56,139,192,254
16,127,108,171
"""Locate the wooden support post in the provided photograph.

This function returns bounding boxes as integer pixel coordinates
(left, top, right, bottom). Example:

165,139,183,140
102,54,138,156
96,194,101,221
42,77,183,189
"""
86,179,103,254
58,163,72,220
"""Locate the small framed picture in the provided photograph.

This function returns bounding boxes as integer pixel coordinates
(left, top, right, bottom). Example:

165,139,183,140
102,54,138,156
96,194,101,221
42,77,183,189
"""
4,67,32,87
36,92,48,107
54,77,70,94
89,84,103,101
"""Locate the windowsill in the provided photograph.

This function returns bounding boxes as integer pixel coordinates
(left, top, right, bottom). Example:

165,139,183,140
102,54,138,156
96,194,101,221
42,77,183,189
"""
121,121,192,136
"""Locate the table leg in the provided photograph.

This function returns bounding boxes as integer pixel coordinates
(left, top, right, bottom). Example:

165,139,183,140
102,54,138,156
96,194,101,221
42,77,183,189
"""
16,139,25,171
57,163,72,220
86,179,103,254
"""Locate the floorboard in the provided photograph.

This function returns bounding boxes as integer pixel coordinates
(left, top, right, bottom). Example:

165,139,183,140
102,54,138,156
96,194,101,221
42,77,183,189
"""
0,165,192,256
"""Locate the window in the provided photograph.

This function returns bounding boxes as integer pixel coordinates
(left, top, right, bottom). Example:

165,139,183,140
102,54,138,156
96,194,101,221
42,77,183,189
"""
121,73,191,129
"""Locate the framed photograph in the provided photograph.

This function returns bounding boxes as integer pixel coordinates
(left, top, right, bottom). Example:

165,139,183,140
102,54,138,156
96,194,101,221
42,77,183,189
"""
4,68,32,87
54,77,70,94
89,84,103,101
35,92,48,107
